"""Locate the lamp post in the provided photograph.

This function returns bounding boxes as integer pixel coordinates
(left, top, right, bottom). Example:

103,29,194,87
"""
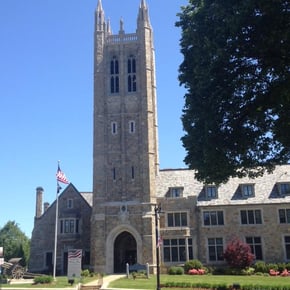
154,204,161,290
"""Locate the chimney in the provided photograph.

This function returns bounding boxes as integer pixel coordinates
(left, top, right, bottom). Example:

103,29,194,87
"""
35,187,44,218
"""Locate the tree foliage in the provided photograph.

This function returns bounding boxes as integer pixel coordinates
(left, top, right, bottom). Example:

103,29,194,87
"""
0,221,30,266
223,237,255,269
176,0,290,184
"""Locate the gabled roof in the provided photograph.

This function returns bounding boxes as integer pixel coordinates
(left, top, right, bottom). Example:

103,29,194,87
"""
40,183,92,218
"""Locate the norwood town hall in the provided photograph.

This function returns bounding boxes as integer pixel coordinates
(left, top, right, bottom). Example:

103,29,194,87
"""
29,0,290,275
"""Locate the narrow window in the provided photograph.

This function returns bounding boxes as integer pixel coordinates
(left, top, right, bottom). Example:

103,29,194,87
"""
45,252,53,267
128,55,137,92
110,56,119,93
279,209,290,224
131,166,135,179
60,220,63,233
128,59,132,74
111,122,117,134
129,121,135,133
285,236,290,260
67,199,73,209
113,167,116,181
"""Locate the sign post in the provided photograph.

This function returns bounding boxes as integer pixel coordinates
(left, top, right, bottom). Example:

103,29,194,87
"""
67,249,82,285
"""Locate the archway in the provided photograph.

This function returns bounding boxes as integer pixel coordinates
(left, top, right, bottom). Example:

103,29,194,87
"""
114,231,137,273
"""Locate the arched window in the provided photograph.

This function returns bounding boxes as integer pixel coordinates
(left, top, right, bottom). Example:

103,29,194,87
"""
128,55,137,92
110,56,119,93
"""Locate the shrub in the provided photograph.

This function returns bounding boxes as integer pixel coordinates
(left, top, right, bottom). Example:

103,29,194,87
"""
223,237,255,269
277,262,287,272
168,266,184,275
184,259,203,272
267,263,278,272
241,267,255,275
34,275,53,284
254,261,267,273
81,269,90,277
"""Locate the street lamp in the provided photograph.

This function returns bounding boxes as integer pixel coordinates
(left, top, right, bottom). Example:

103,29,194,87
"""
154,204,161,290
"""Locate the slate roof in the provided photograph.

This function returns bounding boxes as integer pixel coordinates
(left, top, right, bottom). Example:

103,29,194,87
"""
156,164,290,206
80,192,93,207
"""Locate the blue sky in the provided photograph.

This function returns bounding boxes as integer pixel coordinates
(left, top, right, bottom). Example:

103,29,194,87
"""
0,0,188,238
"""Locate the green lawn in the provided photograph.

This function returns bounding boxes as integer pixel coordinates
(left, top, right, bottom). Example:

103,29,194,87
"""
109,274,290,289
2,274,290,289
0,276,96,288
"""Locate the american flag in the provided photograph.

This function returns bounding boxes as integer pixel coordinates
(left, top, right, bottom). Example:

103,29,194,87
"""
56,163,69,184
68,249,82,259
157,235,163,248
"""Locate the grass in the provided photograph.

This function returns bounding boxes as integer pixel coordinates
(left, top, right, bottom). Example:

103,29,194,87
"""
109,274,290,289
0,275,98,288
2,274,290,289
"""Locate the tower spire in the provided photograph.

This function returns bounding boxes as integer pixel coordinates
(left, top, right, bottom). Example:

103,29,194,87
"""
138,0,151,28
96,0,105,31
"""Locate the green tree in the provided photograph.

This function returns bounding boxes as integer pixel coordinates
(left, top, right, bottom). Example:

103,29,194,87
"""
0,221,30,266
176,0,290,184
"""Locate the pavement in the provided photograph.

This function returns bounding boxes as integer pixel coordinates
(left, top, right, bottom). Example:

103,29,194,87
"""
83,274,127,290
1,274,129,290
101,274,127,289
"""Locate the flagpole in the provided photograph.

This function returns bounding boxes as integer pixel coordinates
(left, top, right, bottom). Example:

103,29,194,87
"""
53,161,69,280
53,180,59,280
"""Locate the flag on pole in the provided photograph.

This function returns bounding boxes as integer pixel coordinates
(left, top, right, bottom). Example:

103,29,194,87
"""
57,183,62,194
157,235,163,248
56,162,69,184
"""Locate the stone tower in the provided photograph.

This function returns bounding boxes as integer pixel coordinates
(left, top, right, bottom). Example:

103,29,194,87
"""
91,0,159,273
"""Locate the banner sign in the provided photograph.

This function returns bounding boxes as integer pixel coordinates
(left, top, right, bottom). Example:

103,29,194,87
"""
0,247,3,257
67,249,82,280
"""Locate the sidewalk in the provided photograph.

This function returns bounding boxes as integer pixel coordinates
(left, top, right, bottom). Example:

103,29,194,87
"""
100,274,126,289
83,274,126,290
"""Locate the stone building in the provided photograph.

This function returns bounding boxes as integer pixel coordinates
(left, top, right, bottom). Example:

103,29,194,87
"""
29,185,92,274
29,0,290,275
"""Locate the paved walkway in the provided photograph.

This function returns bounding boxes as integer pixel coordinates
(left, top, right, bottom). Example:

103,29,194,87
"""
83,274,126,290
100,274,126,289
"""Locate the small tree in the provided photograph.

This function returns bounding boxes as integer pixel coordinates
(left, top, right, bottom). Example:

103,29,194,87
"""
0,221,30,266
223,237,254,270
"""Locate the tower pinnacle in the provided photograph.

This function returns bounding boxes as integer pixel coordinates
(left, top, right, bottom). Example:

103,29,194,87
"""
96,0,105,31
138,0,150,27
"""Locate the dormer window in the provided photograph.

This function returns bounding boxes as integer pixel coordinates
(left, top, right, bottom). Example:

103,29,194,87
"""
278,183,290,195
167,187,183,198
241,184,255,197
205,185,217,199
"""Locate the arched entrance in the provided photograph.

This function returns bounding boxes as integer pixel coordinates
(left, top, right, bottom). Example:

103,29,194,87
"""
114,231,137,273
